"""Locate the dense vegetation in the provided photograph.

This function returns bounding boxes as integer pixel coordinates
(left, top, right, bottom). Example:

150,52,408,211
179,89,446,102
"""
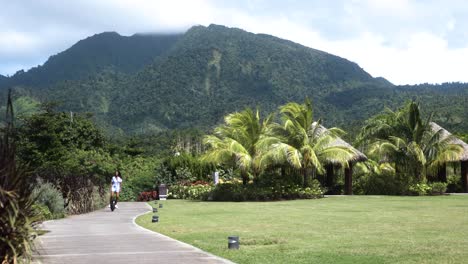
0,32,181,89
1,24,466,136
0,92,39,263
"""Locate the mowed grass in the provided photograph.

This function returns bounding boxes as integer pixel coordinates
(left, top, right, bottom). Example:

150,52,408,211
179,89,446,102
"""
136,196,468,264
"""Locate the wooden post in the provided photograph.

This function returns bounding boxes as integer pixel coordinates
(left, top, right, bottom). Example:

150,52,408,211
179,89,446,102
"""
437,163,447,182
344,163,353,195
326,164,334,191
461,160,468,193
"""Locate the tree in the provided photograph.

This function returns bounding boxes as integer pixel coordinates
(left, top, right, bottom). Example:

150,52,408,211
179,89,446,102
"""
15,105,108,213
203,108,272,184
358,101,463,181
257,99,356,187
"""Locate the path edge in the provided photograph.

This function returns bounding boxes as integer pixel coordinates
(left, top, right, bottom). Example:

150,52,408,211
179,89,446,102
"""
132,203,236,264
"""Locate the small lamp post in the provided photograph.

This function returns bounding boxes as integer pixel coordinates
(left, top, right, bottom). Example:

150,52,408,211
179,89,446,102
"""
228,236,239,249
158,184,168,200
152,215,159,222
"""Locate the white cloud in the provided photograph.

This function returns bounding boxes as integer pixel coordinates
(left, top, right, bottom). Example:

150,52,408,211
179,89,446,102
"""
2,0,468,84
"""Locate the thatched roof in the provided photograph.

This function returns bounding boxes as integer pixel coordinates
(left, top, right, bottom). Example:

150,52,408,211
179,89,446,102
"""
430,122,468,161
312,122,367,164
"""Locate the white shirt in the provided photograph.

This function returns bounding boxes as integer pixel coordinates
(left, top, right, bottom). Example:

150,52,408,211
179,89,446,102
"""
112,176,122,190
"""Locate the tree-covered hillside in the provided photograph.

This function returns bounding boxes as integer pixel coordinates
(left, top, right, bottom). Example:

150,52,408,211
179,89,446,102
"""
0,32,181,90
2,24,467,136
40,24,387,133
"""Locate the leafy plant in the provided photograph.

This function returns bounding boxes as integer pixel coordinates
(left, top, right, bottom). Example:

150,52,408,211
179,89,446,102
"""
32,180,65,218
409,183,432,196
0,90,39,263
429,182,447,195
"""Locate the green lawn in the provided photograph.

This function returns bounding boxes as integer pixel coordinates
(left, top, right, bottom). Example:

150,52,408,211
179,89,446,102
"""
136,196,468,264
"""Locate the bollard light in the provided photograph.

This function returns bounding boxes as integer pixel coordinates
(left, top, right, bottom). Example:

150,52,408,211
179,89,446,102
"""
228,236,239,249
152,215,159,223
153,208,158,213
159,203,163,208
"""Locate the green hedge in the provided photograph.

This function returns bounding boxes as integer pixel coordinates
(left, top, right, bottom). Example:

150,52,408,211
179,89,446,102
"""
168,180,324,201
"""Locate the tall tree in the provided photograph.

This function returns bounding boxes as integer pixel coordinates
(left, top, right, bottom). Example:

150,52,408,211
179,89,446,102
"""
257,99,356,187
358,101,463,180
203,108,272,184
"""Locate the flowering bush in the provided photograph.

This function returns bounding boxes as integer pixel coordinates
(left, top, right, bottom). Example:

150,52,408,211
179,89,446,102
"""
137,191,158,201
168,184,213,200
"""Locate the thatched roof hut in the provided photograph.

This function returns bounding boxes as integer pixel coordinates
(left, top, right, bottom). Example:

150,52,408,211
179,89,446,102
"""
430,122,468,192
312,122,367,164
430,122,468,161
312,122,367,195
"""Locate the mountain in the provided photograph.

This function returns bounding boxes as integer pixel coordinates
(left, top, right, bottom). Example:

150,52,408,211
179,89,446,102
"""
41,24,389,132
2,24,468,136
0,75,6,86
0,32,182,90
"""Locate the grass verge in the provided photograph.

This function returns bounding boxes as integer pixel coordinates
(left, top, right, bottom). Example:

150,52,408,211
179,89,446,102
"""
135,196,468,264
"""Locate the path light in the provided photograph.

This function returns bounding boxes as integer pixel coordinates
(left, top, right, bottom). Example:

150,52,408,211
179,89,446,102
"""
159,184,168,200
152,215,159,223
159,203,163,208
153,208,158,213
228,236,239,249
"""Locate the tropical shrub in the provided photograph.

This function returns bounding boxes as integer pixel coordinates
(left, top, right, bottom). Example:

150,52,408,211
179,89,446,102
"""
409,183,432,196
429,182,448,195
115,156,160,201
208,180,324,201
354,172,412,195
1,92,39,263
32,181,65,218
168,184,213,200
33,203,53,221
447,174,462,193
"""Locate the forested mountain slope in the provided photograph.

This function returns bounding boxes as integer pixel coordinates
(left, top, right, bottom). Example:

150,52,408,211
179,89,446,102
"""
2,24,467,136
0,32,181,90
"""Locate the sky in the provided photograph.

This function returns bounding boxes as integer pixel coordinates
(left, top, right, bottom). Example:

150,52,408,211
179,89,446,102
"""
1,0,468,85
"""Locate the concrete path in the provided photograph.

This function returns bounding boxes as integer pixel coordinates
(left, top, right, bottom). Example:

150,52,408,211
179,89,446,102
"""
34,202,233,264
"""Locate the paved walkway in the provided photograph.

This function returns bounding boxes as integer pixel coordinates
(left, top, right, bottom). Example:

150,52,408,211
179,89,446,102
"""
34,202,233,264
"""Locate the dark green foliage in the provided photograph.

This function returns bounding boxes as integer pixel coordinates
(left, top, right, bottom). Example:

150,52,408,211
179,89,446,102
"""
2,25,468,136
117,156,160,201
15,106,111,213
429,182,448,195
32,203,53,221
16,105,105,169
354,172,412,195
208,181,323,201
0,91,38,263
1,32,181,89
156,153,214,185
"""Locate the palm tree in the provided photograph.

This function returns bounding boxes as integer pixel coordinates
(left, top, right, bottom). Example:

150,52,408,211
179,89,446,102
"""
257,99,356,187
203,108,272,185
359,101,463,180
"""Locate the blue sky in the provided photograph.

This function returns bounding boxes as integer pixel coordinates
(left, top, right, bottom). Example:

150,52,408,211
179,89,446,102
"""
1,0,468,85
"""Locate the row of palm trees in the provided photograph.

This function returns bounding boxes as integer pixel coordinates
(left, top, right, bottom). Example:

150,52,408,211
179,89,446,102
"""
203,99,464,188
203,99,358,186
